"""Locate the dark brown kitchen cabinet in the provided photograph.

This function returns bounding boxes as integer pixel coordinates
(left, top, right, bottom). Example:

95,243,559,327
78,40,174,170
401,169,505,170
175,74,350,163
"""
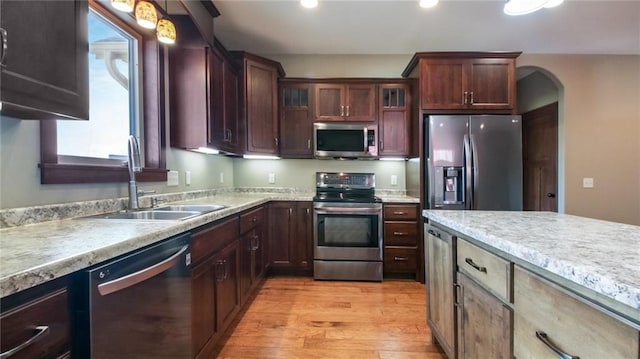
239,205,267,304
402,52,520,113
190,216,240,359
383,204,419,278
170,14,241,152
209,44,241,154
279,82,314,158
268,201,313,274
315,83,376,121
0,0,88,120
233,52,285,155
379,84,411,157
0,288,70,359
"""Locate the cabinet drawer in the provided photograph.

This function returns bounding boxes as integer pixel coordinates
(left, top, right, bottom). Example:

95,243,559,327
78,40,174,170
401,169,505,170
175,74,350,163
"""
1,289,70,359
384,221,417,246
384,247,417,273
240,206,265,234
384,204,418,220
514,266,639,359
457,239,511,303
192,217,239,265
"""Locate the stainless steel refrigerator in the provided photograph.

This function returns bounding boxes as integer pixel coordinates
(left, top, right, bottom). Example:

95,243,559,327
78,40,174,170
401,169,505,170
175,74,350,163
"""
424,115,523,210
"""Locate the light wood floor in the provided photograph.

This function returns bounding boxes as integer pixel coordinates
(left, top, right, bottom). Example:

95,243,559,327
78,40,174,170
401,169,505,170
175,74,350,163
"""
216,277,447,359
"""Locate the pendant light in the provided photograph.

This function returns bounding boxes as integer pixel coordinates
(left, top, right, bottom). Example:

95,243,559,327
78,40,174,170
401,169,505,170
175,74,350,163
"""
157,18,176,44
111,0,134,13
135,1,158,29
156,0,176,44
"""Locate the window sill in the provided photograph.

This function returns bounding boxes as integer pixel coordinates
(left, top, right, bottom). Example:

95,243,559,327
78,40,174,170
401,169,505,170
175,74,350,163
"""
39,163,168,184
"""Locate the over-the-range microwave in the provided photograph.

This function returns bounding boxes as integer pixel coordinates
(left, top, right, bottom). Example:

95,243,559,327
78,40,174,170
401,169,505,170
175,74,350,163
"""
314,122,378,159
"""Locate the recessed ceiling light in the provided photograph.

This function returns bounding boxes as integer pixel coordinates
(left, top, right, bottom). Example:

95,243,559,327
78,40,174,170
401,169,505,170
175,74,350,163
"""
419,0,439,8
543,0,565,8
301,0,318,9
504,0,563,16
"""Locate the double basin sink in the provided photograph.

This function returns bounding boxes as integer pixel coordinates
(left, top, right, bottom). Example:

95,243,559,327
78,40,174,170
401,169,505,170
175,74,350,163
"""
82,204,226,221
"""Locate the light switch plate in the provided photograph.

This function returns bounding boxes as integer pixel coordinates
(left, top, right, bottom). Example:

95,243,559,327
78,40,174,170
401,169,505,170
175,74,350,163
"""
582,177,594,188
220,172,224,183
268,173,276,184
391,175,398,186
185,171,191,186
167,170,179,186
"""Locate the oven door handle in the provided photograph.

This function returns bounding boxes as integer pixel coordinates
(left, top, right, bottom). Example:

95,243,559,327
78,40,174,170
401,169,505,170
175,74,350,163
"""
314,207,381,215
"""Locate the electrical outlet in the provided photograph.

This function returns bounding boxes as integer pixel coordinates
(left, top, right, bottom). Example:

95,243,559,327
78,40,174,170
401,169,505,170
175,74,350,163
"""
583,177,594,188
185,171,191,186
268,173,276,184
167,170,179,186
219,172,224,183
391,175,398,186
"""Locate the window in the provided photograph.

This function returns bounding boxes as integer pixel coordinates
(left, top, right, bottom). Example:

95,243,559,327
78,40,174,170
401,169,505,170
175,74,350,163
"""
40,0,166,184
57,8,139,163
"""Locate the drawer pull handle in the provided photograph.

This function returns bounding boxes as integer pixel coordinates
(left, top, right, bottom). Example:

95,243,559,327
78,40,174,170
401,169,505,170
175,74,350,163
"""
535,331,580,359
393,231,408,236
252,217,258,223
465,258,487,273
393,211,407,215
394,256,408,261
427,229,441,238
0,325,49,358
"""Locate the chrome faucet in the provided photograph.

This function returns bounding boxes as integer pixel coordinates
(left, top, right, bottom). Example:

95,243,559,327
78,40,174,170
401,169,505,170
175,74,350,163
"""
127,136,154,210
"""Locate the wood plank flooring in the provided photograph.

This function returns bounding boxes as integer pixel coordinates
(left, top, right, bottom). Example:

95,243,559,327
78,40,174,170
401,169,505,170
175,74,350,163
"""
215,277,446,359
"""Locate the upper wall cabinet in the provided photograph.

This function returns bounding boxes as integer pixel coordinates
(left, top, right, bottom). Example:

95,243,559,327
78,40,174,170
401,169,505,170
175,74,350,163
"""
233,52,285,156
402,52,521,114
315,83,376,122
0,0,88,120
279,81,313,158
379,83,411,157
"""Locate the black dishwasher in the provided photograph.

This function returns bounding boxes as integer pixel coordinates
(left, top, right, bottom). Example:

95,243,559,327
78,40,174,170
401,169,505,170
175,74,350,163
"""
74,233,192,358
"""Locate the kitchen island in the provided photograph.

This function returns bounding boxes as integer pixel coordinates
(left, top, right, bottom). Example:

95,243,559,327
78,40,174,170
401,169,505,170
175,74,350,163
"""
423,210,640,324
424,210,640,359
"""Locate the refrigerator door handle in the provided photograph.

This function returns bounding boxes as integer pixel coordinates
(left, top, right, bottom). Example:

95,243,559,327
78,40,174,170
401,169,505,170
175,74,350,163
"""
463,134,473,210
470,134,479,210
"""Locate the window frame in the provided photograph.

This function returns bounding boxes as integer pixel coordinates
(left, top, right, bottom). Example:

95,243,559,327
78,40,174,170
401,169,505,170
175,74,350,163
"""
39,0,167,184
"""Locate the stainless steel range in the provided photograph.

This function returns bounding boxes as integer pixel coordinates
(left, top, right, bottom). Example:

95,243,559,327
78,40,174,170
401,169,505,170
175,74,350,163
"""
313,172,383,281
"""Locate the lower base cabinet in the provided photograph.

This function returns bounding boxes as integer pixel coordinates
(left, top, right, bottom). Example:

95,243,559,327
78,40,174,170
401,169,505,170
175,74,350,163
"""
0,288,70,359
268,201,313,274
514,266,639,359
456,272,512,359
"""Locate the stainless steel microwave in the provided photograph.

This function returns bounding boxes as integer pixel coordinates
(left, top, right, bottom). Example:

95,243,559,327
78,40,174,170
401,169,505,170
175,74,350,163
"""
314,123,378,159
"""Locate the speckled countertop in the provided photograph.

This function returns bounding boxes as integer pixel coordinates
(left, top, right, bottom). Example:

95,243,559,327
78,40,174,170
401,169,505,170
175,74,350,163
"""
424,210,640,324
0,192,418,298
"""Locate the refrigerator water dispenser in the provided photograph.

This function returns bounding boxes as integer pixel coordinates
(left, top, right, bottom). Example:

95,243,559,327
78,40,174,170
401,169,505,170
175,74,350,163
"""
434,166,465,207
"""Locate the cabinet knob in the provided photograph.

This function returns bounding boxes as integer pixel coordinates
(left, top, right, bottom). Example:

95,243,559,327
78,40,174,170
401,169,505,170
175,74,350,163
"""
469,91,474,104
340,105,345,117
307,139,311,149
346,105,350,117
546,193,556,198
463,91,468,105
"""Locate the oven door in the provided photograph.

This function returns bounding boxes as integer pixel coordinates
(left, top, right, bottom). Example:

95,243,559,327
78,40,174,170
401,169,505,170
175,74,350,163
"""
313,202,383,261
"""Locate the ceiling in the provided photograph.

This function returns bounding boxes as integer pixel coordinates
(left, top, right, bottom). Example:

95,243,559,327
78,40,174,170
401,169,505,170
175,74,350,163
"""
209,0,640,56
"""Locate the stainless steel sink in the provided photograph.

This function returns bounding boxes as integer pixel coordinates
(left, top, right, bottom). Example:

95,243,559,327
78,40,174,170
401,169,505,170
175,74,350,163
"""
152,204,226,213
82,210,201,221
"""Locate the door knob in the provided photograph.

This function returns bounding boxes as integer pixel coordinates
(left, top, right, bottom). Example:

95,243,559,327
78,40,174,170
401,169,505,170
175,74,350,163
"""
546,193,556,198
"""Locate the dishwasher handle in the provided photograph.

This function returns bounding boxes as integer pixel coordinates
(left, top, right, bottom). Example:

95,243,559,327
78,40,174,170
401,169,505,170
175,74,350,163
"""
97,245,189,296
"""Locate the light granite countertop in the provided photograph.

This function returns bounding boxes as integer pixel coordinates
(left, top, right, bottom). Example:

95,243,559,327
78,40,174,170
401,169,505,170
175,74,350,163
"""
423,210,640,325
0,192,418,298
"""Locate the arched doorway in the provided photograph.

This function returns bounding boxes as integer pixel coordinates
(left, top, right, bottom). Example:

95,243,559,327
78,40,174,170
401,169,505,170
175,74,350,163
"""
516,66,564,212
